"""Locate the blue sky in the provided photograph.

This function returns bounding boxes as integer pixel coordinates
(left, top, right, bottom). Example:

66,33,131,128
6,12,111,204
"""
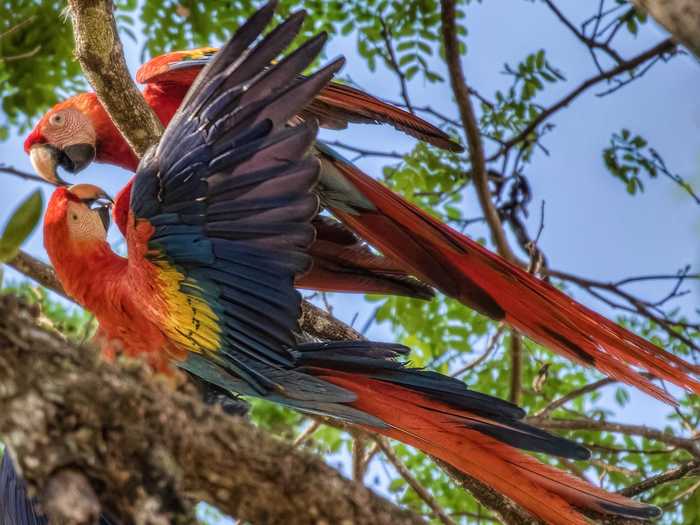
1,0,698,504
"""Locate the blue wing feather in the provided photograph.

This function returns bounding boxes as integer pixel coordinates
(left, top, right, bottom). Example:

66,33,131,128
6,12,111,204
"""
125,3,593,464
129,3,344,399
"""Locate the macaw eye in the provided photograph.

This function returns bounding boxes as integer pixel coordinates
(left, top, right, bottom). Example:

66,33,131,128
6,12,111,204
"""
49,113,65,127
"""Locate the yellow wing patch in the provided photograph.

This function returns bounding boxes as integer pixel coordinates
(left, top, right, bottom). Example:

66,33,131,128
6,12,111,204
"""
183,47,218,61
154,260,222,354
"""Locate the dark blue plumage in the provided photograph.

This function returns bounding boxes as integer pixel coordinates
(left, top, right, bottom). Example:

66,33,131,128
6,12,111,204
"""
123,1,595,463
0,453,116,525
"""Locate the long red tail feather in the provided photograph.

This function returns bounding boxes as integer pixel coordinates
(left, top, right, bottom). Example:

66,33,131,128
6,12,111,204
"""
309,83,463,152
322,373,658,525
326,154,700,403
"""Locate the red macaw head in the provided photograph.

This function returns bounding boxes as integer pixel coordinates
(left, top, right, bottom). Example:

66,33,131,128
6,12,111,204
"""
25,93,138,185
44,183,113,263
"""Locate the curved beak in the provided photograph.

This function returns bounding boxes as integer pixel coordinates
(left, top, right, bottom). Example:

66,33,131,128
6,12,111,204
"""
96,204,112,232
29,143,96,186
61,144,96,174
68,183,114,232
29,144,65,185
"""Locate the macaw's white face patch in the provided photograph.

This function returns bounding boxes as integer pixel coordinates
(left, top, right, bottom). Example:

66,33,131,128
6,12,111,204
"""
65,200,109,243
42,107,96,150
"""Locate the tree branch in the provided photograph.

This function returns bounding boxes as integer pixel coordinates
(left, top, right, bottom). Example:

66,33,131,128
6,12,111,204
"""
7,251,68,300
65,0,163,157
620,459,700,497
631,0,700,59
0,294,425,524
0,164,56,186
440,0,517,264
436,461,543,525
491,38,676,161
376,438,458,525
324,140,405,160
379,19,414,114
535,378,617,418
530,417,700,457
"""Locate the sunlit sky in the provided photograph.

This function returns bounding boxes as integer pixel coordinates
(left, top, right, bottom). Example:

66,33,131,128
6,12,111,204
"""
1,1,698,505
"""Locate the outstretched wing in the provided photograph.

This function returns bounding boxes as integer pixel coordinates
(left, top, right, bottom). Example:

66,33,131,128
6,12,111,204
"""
137,45,461,151
127,3,347,398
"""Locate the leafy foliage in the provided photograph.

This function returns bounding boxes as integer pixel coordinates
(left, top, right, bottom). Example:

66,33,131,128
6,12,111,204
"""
0,1,85,135
0,189,42,262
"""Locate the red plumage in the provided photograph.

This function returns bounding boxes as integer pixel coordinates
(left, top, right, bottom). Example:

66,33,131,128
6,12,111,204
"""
25,46,700,403
38,13,664,523
322,372,654,525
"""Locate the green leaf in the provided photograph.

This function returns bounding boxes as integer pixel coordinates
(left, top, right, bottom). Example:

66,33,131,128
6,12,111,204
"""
0,189,43,262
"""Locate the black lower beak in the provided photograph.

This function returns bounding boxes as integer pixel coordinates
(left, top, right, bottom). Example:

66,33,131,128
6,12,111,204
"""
97,205,111,232
59,144,96,174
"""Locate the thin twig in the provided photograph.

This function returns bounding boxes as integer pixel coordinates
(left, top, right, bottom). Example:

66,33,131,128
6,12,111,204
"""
0,46,41,62
441,0,517,263
324,141,405,160
379,20,414,114
509,333,523,405
376,438,458,525
0,165,58,186
0,16,37,40
490,39,676,161
661,479,700,509
530,418,700,457
452,325,505,377
535,378,616,418
292,420,322,448
353,435,368,481
542,0,624,64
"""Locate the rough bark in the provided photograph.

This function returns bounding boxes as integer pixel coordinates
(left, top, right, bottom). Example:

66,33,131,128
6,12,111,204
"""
5,249,577,524
8,250,67,299
0,294,425,525
632,0,700,59
66,0,163,156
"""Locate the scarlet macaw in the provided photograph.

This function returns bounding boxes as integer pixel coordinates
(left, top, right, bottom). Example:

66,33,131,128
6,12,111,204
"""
40,6,659,523
24,10,700,403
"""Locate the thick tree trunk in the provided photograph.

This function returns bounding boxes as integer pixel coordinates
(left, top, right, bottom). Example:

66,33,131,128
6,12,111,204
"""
632,0,700,59
0,294,425,525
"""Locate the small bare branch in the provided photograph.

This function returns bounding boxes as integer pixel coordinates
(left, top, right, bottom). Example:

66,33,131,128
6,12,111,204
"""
0,165,57,186
535,378,616,418
376,438,458,525
620,459,700,497
292,420,323,448
379,20,414,114
324,140,405,160
491,39,676,161
530,418,700,457
452,324,506,377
